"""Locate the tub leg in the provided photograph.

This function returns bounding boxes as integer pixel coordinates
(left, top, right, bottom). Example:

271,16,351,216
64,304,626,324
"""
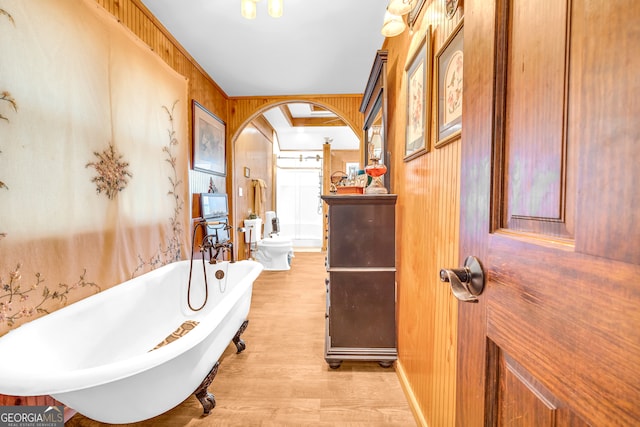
232,320,249,353
194,361,219,416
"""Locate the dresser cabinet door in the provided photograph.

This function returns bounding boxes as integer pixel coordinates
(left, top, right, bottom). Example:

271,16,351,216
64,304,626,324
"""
327,203,395,268
328,271,396,349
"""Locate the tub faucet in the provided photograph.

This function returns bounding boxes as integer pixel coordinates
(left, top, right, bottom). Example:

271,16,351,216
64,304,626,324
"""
201,235,235,264
197,220,235,263
212,241,235,264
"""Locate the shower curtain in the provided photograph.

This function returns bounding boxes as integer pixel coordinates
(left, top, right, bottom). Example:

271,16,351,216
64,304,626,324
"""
0,0,189,336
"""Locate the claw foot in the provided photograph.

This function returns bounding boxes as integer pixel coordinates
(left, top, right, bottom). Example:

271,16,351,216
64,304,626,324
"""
194,361,219,416
195,391,216,415
232,320,249,353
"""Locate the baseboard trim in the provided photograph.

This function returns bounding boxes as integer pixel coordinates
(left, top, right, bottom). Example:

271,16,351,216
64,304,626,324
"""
396,360,429,427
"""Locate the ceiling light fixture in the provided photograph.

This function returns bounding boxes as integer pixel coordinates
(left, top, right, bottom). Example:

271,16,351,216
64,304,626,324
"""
241,0,284,19
241,0,257,19
268,0,283,18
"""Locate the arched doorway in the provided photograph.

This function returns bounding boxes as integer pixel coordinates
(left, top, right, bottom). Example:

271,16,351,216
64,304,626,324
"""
231,100,361,259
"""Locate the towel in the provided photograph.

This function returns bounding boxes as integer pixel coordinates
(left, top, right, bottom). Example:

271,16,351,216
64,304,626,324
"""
253,179,267,219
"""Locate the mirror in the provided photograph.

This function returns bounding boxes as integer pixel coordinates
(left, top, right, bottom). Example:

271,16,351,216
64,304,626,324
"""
360,50,390,192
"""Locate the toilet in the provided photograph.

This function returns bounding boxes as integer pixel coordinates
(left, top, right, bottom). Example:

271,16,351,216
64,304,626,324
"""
244,212,294,271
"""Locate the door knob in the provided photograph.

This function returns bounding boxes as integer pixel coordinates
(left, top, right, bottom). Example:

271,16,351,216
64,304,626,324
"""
440,256,485,303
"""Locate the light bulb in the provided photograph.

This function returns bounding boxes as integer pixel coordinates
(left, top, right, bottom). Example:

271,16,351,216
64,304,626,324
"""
268,0,283,18
241,0,257,19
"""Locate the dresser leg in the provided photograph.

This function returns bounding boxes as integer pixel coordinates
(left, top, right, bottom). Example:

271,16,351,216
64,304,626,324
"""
327,360,342,369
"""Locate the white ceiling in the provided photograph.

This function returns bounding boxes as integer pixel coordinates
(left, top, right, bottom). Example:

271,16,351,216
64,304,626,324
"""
139,0,390,151
262,103,360,151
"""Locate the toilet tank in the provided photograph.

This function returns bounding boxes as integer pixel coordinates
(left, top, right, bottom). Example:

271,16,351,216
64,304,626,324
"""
264,211,276,236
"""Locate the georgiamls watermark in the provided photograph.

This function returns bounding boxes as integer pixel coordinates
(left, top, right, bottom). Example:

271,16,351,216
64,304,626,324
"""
0,406,64,427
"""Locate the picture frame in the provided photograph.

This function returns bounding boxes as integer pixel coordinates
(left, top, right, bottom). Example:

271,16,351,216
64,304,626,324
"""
435,20,464,148
408,0,427,28
192,100,226,176
404,26,432,161
445,0,462,19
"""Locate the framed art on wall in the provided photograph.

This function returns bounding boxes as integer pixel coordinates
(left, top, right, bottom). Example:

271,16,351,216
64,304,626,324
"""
192,100,226,176
408,0,427,28
404,26,432,161
435,20,464,148
446,0,462,18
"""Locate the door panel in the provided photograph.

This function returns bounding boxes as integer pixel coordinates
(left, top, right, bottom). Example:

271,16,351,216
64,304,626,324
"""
498,351,560,427
494,350,591,427
487,234,640,424
457,0,640,426
569,2,640,264
505,0,568,225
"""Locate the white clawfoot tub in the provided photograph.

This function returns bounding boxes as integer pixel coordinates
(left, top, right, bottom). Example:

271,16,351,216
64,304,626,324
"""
0,259,263,424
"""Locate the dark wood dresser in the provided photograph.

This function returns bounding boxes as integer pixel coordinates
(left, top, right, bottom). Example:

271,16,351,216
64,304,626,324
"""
321,194,397,368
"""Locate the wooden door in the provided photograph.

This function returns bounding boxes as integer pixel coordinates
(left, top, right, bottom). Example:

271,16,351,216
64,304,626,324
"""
455,0,640,426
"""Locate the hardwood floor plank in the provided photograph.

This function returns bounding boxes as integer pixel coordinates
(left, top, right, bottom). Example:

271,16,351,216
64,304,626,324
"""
67,252,416,426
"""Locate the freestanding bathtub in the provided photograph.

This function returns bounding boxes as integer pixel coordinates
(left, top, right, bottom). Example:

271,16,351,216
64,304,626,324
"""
0,259,263,424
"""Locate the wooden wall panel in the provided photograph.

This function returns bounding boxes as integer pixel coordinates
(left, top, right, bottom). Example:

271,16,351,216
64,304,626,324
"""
330,150,360,173
386,1,464,425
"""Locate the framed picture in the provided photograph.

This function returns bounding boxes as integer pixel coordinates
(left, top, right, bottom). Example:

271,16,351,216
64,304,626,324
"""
408,0,427,28
446,0,462,19
435,20,464,148
404,26,432,161
192,100,226,176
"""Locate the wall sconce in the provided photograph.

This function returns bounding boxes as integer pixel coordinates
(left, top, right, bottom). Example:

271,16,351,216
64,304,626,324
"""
381,10,406,37
388,0,414,15
381,0,418,37
241,0,283,19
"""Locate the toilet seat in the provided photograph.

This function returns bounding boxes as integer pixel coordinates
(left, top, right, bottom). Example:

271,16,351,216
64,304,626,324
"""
258,236,291,247
255,235,293,271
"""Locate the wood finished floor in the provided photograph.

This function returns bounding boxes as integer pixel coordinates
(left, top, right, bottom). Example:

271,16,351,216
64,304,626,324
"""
67,252,416,426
